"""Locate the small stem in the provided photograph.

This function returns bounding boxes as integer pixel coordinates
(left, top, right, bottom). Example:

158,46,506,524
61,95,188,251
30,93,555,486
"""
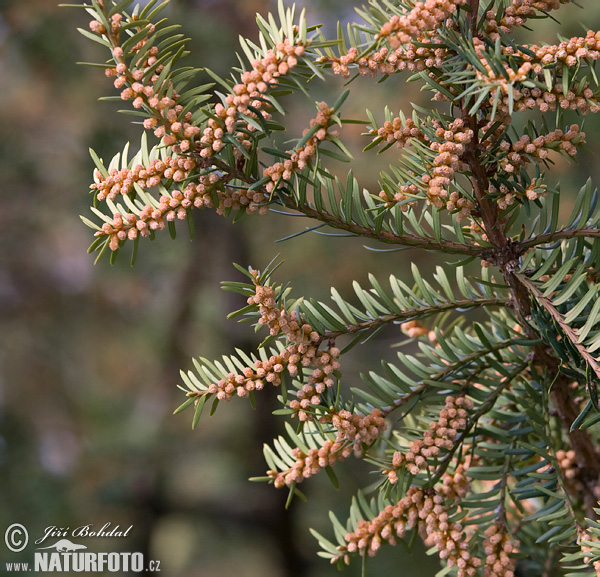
544,388,588,527
495,446,514,526
520,227,600,251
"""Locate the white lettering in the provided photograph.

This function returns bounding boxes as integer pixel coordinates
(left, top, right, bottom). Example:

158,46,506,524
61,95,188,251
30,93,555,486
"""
85,552,97,571
107,553,120,572
35,526,70,545
131,552,143,572
48,554,61,571
72,524,92,538
5,562,30,572
35,553,48,572
120,552,130,571
72,552,84,572
97,522,111,536
34,551,147,572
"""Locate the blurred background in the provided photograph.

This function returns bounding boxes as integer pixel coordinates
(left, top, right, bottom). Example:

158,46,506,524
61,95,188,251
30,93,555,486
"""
2,1,600,575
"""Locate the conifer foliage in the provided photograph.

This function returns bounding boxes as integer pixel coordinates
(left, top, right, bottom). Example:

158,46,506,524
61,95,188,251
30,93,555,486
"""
74,0,600,574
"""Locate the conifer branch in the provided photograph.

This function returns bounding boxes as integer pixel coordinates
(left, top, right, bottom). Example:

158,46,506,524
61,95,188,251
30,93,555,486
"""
321,296,508,339
286,200,485,255
208,157,486,255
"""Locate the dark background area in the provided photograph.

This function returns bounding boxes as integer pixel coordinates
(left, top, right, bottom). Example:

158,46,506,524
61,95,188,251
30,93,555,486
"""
2,1,600,575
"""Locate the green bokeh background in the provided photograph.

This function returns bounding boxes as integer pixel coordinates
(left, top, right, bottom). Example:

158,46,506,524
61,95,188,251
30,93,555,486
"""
2,1,600,575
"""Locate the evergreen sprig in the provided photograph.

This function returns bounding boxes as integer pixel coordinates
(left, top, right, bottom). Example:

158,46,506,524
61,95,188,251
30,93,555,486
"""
74,0,600,574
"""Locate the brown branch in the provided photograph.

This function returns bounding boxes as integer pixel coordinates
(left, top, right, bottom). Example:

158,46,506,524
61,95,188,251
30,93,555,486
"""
520,227,600,251
467,0,480,36
462,116,509,253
